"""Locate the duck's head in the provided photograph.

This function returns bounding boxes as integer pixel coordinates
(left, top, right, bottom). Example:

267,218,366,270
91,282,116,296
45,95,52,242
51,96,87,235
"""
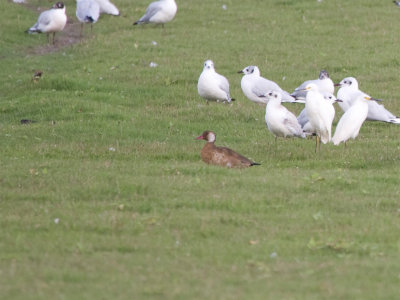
196,130,216,143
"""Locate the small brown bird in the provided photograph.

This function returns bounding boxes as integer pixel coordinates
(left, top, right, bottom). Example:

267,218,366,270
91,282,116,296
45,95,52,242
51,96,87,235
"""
32,70,43,82
196,130,260,168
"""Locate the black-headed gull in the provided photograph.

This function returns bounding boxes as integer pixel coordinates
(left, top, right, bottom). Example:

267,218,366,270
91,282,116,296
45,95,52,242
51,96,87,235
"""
238,66,295,104
133,0,177,26
26,2,67,45
197,60,234,104
264,91,305,139
336,77,400,124
332,95,382,145
291,70,334,101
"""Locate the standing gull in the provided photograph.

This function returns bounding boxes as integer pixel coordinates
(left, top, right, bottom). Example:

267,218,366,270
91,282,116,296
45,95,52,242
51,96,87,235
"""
298,92,341,135
26,2,67,45
76,0,100,35
332,95,382,145
304,84,334,152
198,60,234,104
264,91,305,139
291,70,334,101
238,66,295,104
133,0,177,26
336,77,400,124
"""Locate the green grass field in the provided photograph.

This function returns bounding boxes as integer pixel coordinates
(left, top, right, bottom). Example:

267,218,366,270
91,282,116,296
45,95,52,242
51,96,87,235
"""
1,0,400,298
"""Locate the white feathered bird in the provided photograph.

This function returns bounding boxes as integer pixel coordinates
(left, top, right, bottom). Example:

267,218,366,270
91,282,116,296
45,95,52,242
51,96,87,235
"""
264,91,305,139
298,92,341,135
304,84,335,151
197,60,234,104
238,66,295,104
76,0,100,34
94,0,119,15
26,2,67,45
336,77,400,124
133,0,177,26
332,95,382,145
291,70,334,101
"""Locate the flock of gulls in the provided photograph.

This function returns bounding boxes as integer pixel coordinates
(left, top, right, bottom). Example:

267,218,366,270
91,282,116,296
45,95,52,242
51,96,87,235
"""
24,0,177,43
197,62,400,167
17,0,400,168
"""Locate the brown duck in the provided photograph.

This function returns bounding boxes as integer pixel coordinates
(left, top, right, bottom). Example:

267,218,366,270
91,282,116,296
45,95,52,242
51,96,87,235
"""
196,130,260,168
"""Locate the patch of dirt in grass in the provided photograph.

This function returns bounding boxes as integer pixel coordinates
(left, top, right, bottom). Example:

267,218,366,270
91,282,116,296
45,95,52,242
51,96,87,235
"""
28,21,83,56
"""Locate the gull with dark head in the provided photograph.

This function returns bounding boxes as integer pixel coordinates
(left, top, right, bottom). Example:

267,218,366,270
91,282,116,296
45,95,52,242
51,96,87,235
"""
26,2,67,45
336,77,400,124
291,70,334,101
239,66,295,104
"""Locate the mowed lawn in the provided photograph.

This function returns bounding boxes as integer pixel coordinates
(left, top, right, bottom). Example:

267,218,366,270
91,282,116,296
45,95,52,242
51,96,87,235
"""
1,0,400,298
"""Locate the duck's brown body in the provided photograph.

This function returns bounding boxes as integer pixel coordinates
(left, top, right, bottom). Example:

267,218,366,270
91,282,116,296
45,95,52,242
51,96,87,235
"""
196,131,260,168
